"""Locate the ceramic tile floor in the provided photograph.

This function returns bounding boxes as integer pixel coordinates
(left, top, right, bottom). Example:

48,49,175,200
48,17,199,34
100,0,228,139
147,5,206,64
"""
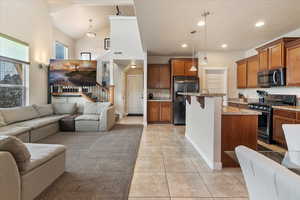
129,124,249,200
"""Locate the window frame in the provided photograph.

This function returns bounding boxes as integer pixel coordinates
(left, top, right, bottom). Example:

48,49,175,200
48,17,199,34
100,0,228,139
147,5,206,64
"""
54,41,69,60
0,33,30,107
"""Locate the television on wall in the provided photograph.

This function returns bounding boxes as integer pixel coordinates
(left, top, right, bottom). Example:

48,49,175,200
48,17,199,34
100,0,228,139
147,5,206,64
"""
49,59,97,86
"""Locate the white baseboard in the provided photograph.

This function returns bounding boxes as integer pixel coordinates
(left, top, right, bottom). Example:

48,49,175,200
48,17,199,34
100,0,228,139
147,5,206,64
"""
186,135,222,170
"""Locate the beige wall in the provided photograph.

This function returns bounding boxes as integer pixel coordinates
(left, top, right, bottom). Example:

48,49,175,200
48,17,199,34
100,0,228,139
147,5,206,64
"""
0,0,53,105
53,28,76,59
75,27,110,60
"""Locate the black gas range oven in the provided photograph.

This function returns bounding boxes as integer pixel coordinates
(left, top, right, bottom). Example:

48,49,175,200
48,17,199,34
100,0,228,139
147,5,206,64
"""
248,94,297,144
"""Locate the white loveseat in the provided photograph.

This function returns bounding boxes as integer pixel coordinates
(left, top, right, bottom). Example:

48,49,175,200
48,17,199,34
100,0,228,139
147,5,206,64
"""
0,137,66,200
75,102,115,132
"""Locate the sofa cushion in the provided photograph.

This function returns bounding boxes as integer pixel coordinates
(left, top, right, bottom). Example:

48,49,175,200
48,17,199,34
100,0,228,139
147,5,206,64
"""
53,103,77,115
0,136,31,171
23,143,65,173
0,112,6,127
0,105,40,125
83,102,111,115
0,125,31,137
14,115,67,130
75,114,99,121
33,104,54,117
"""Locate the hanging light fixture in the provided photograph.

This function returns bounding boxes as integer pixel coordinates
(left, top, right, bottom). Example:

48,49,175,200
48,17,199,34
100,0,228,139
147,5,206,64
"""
200,11,210,65
190,30,197,72
86,19,97,38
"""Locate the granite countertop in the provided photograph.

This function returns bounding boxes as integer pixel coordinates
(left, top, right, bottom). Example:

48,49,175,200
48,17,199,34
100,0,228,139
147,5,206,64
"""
227,100,248,105
272,106,300,112
178,92,226,97
147,99,172,102
227,98,259,105
222,106,262,115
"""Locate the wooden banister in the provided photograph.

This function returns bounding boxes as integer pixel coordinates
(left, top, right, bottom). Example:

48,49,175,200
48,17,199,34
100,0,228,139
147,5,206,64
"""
108,85,115,105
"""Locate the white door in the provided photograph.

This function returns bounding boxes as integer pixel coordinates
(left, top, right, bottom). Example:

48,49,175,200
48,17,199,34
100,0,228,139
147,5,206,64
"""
127,74,144,114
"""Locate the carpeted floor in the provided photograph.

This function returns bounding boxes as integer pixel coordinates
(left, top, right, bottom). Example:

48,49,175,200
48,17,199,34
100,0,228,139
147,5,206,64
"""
35,124,143,200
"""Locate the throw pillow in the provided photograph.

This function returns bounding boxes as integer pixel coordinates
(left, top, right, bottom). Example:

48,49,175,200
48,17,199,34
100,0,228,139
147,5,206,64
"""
0,136,31,171
0,105,40,124
33,104,54,117
0,112,6,127
84,102,111,115
53,103,77,115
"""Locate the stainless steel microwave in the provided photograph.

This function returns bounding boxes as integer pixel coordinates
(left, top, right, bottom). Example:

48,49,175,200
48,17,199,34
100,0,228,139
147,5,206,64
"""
258,67,286,88
269,68,286,87
258,71,270,88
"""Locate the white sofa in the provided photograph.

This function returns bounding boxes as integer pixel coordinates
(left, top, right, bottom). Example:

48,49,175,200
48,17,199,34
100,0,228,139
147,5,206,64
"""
0,137,66,200
0,104,76,142
75,102,115,132
0,102,116,142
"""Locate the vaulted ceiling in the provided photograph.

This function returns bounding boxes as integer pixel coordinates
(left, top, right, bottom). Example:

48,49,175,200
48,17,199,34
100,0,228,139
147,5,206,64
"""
48,0,135,39
134,0,300,56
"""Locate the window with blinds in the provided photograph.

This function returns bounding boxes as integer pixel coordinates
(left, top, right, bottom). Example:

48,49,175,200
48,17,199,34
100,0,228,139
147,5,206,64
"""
0,33,29,108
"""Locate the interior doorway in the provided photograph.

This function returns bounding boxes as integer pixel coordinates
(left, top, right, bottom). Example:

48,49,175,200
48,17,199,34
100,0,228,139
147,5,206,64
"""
126,74,144,115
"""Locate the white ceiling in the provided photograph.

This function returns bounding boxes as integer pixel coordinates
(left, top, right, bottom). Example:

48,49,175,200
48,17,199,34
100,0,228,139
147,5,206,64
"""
134,0,300,56
49,0,135,39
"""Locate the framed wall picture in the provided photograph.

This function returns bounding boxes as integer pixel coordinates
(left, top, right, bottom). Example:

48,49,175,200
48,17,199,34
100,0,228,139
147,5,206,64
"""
80,52,91,60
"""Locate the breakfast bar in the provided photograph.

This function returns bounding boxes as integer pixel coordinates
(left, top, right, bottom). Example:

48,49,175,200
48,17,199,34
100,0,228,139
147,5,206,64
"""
179,92,261,169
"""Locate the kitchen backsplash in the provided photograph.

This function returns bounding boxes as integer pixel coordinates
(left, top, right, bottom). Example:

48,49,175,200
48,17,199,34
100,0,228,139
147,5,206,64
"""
148,89,171,99
238,87,300,105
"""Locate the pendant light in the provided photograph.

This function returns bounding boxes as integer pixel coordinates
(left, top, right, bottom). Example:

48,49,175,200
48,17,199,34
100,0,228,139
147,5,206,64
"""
190,30,197,72
86,19,96,38
200,11,210,65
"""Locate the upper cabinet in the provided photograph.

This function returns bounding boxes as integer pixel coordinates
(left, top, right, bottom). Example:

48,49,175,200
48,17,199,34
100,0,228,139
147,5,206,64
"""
148,64,170,89
236,59,247,89
256,38,300,71
286,39,300,86
258,49,268,72
247,55,259,88
170,59,198,77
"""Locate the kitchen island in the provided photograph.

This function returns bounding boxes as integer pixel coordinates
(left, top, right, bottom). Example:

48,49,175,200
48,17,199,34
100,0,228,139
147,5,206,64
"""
179,93,261,169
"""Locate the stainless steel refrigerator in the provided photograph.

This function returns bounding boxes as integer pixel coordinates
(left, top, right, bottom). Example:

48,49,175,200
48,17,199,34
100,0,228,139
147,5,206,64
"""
173,76,199,125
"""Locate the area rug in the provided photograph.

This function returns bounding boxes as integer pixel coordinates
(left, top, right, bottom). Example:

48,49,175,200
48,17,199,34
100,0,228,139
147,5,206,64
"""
36,124,143,200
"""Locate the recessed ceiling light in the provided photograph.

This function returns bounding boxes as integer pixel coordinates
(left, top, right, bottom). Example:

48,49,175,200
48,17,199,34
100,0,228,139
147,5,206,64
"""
197,20,205,26
131,64,137,69
221,44,228,48
181,43,188,48
255,21,265,27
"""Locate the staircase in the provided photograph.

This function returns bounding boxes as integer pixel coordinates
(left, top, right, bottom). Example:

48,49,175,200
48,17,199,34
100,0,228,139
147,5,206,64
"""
81,82,112,103
50,82,114,105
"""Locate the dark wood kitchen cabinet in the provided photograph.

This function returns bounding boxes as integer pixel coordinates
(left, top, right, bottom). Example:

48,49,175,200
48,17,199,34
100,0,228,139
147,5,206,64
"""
256,37,300,70
147,101,171,123
286,39,300,86
170,58,198,77
258,49,269,72
268,43,284,70
236,59,247,88
148,64,170,89
160,102,172,122
273,109,297,147
247,55,259,88
147,101,160,122
171,60,185,76
159,65,171,88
